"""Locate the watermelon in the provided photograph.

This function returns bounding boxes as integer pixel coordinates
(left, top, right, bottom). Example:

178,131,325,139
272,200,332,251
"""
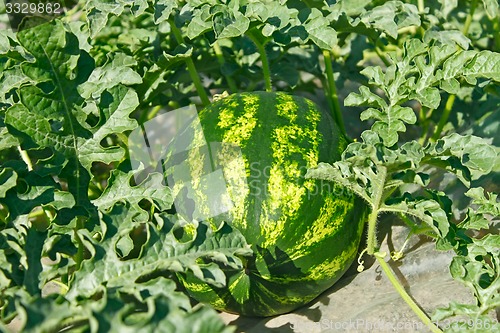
167,91,367,317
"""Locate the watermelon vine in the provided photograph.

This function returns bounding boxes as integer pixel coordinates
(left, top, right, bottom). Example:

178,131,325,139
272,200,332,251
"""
1,1,499,332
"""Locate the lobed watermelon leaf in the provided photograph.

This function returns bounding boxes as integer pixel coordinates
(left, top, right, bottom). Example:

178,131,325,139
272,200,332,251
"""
14,277,235,333
345,39,500,146
67,204,252,300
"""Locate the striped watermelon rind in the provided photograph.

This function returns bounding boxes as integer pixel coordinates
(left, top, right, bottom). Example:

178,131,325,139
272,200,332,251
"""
168,91,367,316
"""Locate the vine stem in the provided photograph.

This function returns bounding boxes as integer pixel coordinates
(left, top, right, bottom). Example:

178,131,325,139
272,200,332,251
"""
375,252,444,333
138,104,162,125
430,0,477,142
323,50,346,136
430,94,455,142
246,31,272,92
367,166,387,255
213,41,238,93
494,19,500,52
18,146,33,171
373,38,391,67
417,0,425,12
74,217,85,270
417,0,426,37
462,0,478,38
169,21,210,106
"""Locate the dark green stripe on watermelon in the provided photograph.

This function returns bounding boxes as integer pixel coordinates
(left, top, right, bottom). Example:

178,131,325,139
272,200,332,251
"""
174,92,367,317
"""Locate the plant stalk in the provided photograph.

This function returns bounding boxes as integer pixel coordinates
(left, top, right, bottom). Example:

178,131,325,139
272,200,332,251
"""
147,105,162,121
246,31,272,92
417,0,426,37
375,252,444,333
169,21,210,106
430,94,455,142
417,0,425,12
462,0,478,38
367,166,387,255
213,41,238,93
18,146,33,171
74,217,85,271
373,39,391,67
323,50,346,136
494,19,500,52
418,106,432,145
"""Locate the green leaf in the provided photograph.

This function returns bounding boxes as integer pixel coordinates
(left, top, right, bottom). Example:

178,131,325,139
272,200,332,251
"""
432,301,499,329
0,67,30,105
77,85,139,171
345,86,387,109
0,126,20,151
347,39,500,145
67,205,252,300
359,1,420,39
304,8,337,49
328,0,372,17
92,170,172,213
383,194,449,237
360,105,416,146
0,171,74,223
186,5,213,40
15,295,82,333
245,1,297,32
23,228,46,296
2,21,138,228
0,168,17,198
426,134,498,184
212,7,250,39
305,162,372,205
154,0,178,24
78,53,143,99
481,0,499,19
135,45,194,103
435,187,499,325
328,1,420,40
465,188,500,216
458,209,491,230
85,0,130,38
441,50,500,83
423,30,471,50
15,278,234,333
130,0,149,16
87,283,234,333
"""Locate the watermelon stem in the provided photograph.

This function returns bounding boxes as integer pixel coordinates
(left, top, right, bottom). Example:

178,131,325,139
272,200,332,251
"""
366,166,387,255
213,41,239,93
169,20,211,106
322,50,346,136
18,146,33,171
73,216,86,271
246,30,273,92
375,252,444,333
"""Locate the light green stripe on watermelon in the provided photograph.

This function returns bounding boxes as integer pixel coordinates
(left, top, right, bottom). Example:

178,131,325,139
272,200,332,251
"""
219,94,258,147
259,94,323,247
252,278,317,305
307,238,360,281
260,162,304,248
218,145,250,230
289,195,352,260
176,91,368,317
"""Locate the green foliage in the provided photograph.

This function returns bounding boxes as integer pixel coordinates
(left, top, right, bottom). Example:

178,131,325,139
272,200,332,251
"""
0,13,249,333
433,189,499,331
0,0,499,332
